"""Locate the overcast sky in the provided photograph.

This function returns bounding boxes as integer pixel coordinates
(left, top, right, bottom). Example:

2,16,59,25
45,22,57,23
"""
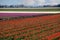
0,0,60,6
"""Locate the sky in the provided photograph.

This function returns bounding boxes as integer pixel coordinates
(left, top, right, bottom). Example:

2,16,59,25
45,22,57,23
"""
0,0,60,6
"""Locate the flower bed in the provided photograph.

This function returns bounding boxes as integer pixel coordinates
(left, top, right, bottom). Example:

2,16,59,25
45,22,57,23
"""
0,14,60,40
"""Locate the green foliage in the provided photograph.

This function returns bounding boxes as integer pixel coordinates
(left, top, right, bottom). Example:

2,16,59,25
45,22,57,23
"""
52,36,60,40
16,36,25,40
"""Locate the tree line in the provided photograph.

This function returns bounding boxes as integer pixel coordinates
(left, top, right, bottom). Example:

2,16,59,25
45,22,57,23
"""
0,4,60,8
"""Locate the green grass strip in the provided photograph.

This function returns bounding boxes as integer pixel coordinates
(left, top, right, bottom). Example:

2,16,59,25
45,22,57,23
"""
0,9,60,11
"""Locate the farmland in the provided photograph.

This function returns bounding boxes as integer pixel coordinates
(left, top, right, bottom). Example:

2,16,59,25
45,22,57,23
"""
0,13,60,40
0,7,60,11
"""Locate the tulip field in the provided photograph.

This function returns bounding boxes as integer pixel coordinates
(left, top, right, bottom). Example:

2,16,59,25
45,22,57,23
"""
0,13,60,40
